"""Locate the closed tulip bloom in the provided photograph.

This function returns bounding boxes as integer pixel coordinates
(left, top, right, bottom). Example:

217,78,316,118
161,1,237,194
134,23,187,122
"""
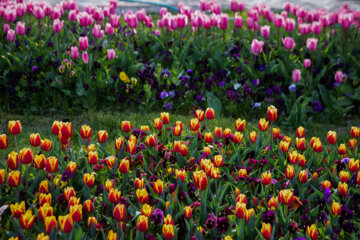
213,155,223,168
327,131,337,144
338,182,348,196
296,138,306,151
296,126,305,138
350,127,360,138
0,134,8,149
82,51,89,64
115,137,124,151
312,139,322,153
233,132,243,143
20,210,36,230
113,203,126,221
334,71,344,84
154,118,163,130
0,169,4,185
88,151,98,165
58,214,73,233
107,230,118,240
214,127,223,138
261,25,270,38
16,21,26,35
8,120,21,135
8,170,21,187
258,118,269,131
321,180,332,190
105,156,115,169
119,158,130,173
311,21,322,34
107,49,115,60
348,139,357,151
238,169,247,179
204,132,213,143
280,140,290,153
306,38,318,51
282,37,295,50
234,13,243,28
39,203,53,222
285,165,295,180
88,216,98,230
141,204,153,217
83,199,94,213
245,208,255,223
223,128,232,138
236,194,247,205
278,189,294,205
7,29,16,42
160,112,170,124
235,118,246,132
79,36,88,51
284,18,295,31
339,171,350,182
261,172,272,185
268,196,278,210
298,170,308,183
134,178,145,189
19,148,33,164
10,201,25,218
163,224,175,239
267,105,277,122
80,125,92,139
70,46,79,59
7,151,19,170
136,188,149,204
189,118,200,131
68,197,80,210
205,108,215,119
306,224,318,240
304,59,311,68
36,233,49,240
46,156,58,173
172,125,182,136
193,170,208,191
288,151,299,164
195,109,205,121
53,19,63,33
137,215,149,232
292,69,301,82
331,202,341,216
108,188,121,203
60,122,72,139
261,222,272,240
34,154,46,170
39,193,52,206
310,137,318,148
249,131,257,143
145,134,157,147
118,121,131,133
51,121,61,135
41,139,52,151
64,187,76,201
349,158,359,173
83,173,95,188
235,202,246,218
183,206,192,220
66,161,77,173
153,179,164,195
97,130,108,144
251,39,264,55
29,133,41,147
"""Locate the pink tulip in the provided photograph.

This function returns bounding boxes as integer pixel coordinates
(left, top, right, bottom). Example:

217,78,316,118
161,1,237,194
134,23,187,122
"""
154,29,160,36
77,12,93,27
246,17,254,30
306,38,318,51
284,18,295,32
160,7,167,17
292,69,301,82
26,2,34,14
284,2,292,12
69,10,77,21
296,7,307,18
177,14,188,28
203,16,211,29
338,13,353,29
79,37,88,51
51,7,61,20
239,1,245,11
107,49,115,60
33,6,45,19
299,23,310,35
71,46,79,59
136,8,146,21
16,4,25,17
127,14,138,28
303,59,311,68
53,19,63,33
92,8,104,22
320,14,330,27
44,4,52,16
82,51,89,64
110,14,120,28
311,21,322,35
334,71,343,83
248,9,259,21
218,13,229,30
3,24,10,33
106,23,114,35
5,8,17,22
282,37,295,50
234,13,243,29
273,14,284,28
260,25,270,38
200,0,209,11
170,16,178,30
251,39,264,55
145,16,154,28
16,21,25,36
7,29,15,42
230,0,239,12
211,3,221,15
210,13,219,27
93,24,104,39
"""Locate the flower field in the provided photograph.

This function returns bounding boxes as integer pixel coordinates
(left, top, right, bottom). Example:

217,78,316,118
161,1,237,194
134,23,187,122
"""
0,106,360,240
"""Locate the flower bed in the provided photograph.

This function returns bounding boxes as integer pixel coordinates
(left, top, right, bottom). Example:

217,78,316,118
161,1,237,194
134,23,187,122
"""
0,106,359,239
1,0,360,125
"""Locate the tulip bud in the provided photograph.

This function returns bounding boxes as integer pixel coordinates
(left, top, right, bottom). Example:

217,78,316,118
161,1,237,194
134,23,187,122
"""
261,222,272,240
306,224,318,240
30,133,41,147
136,215,149,232
10,201,25,218
8,120,22,135
267,105,278,122
20,210,36,230
195,109,205,121
8,170,21,187
258,118,269,132
205,108,215,119
348,158,359,173
136,188,149,204
113,204,126,221
58,214,73,233
80,125,92,140
34,154,46,170
0,134,8,149
268,196,278,210
298,170,308,183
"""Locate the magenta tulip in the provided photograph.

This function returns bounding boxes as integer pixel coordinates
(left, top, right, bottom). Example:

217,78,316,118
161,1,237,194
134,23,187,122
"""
105,23,114,35
260,25,270,38
110,14,120,28
338,13,353,29
284,18,295,32
7,29,16,42
68,10,77,21
311,21,322,35
219,13,229,30
306,38,318,51
16,4,25,17
71,46,79,59
299,23,311,35
292,69,301,83
53,19,63,33
82,51,89,64
303,59,311,68
282,37,295,50
3,24,11,34
251,39,264,56
234,13,243,29
335,71,344,83
77,12,93,27
16,21,25,36
107,49,115,60
33,6,45,19
93,24,104,39
79,37,88,51
273,14,284,28
5,9,17,23
246,17,254,30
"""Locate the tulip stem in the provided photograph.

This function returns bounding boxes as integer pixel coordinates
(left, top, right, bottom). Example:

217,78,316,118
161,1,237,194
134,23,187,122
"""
14,135,18,153
270,122,273,154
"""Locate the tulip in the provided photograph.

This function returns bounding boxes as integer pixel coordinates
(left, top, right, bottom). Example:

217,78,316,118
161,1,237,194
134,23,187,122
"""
251,39,264,55
83,173,95,188
82,199,94,213
10,201,25,218
298,170,308,183
292,69,301,83
88,151,98,165
136,215,149,232
268,196,278,210
33,6,45,19
193,170,208,191
38,180,49,194
96,130,108,144
160,112,170,124
338,182,348,196
295,138,306,151
311,21,322,34
296,126,305,138
93,24,104,39
172,125,182,137
80,125,92,140
331,202,341,216
153,179,164,195
39,203,53,222
261,222,272,240
233,132,243,143
107,230,118,240
70,46,79,59
258,118,269,131
279,140,290,153
58,214,73,233
234,13,243,28
110,14,120,28
39,193,52,206
112,203,126,221
36,233,49,240
141,204,153,218
0,169,4,185
145,134,157,147
189,118,200,131
245,208,255,223
8,120,21,135
28,133,41,147
204,132,213,143
113,137,124,151
136,188,149,204
194,109,205,121
108,188,121,203
312,139,322,153
134,178,145,189
16,21,26,36
249,131,257,143
267,105,277,122
339,170,349,183
81,51,89,64
285,165,295,180
261,25,270,38
41,139,52,152
7,151,19,170
119,158,130,173
337,144,346,155
8,170,21,187
348,139,358,151
236,194,247,205
304,59,311,68
53,19,63,33
0,134,8,149
46,156,58,173
278,189,294,205
349,158,359,173
20,210,36,230
282,37,295,50
34,154,46,170
205,108,215,120
214,127,223,139
163,224,174,239
212,155,223,168
88,216,98,230
306,38,318,51
64,187,76,201
284,18,295,32
334,71,343,84
79,36,89,51
60,122,72,139
154,118,163,130
306,224,318,240
261,172,272,185
7,29,16,42
235,202,246,218
338,13,353,29
321,180,332,190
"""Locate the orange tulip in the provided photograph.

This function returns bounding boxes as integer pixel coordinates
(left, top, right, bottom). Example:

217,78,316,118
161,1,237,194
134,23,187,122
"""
19,148,34,164
126,140,137,154
121,121,131,132
338,182,348,196
107,230,118,240
7,151,19,170
279,140,290,153
238,169,247,178
39,203,53,222
235,118,246,132
272,128,280,139
350,126,360,138
285,165,295,180
331,202,341,216
113,204,126,221
60,122,72,139
267,105,277,122
153,179,164,195
34,154,46,170
8,170,21,187
213,155,223,167
205,108,215,119
83,199,94,213
163,224,174,240
195,109,205,121
58,214,73,233
249,131,257,143
296,126,305,138
46,156,58,173
298,154,307,167
339,171,349,183
223,128,232,138
245,208,255,223
261,222,272,240
83,173,95,188
80,125,92,139
338,144,347,155
66,161,77,173
136,215,149,232
136,188,149,204
306,224,318,240
37,232,50,240
64,187,76,201
154,118,163,130
261,172,272,185
87,216,98,230
172,125,182,137
52,121,61,135
41,139,52,151
189,118,200,132
108,188,121,203
288,151,299,164
161,112,170,124
175,169,186,182
88,151,98,165
349,158,359,173
119,158,130,173
0,134,8,149
141,125,150,132
258,118,269,132
233,132,243,143
327,131,337,145
8,120,21,135
10,201,25,218
193,170,208,191
235,202,246,218
278,189,294,205
97,130,108,144
30,133,41,147
20,210,36,230
298,170,308,183
115,137,124,151
184,206,192,220
296,137,306,151
268,196,278,210
39,193,52,206
142,204,153,217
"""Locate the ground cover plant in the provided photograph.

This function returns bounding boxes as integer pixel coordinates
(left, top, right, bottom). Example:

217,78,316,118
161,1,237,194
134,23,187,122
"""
1,0,360,127
1,106,360,239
